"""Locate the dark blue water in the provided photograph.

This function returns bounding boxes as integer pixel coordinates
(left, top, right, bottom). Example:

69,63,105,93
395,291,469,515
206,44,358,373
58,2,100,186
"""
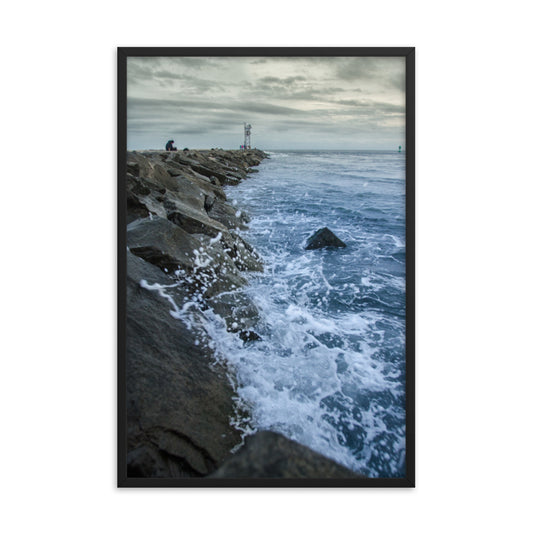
220,150,406,477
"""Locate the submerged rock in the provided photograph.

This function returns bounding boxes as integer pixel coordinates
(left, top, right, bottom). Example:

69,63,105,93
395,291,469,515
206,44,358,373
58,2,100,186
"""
209,431,366,479
305,227,347,250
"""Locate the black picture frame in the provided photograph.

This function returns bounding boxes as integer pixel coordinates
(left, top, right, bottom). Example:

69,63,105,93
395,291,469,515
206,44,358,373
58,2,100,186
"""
118,47,415,488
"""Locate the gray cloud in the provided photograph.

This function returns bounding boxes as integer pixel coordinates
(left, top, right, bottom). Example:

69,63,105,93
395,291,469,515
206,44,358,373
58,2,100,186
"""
336,57,382,80
259,75,307,85
127,56,405,150
336,99,405,113
129,97,306,116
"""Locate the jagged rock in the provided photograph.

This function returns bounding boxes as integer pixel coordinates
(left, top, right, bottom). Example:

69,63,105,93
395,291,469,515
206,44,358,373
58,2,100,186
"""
126,191,150,224
239,330,261,343
209,431,366,479
192,164,229,183
204,194,216,213
208,201,248,230
227,231,263,272
127,216,246,297
126,250,242,477
130,181,151,196
128,217,201,272
220,174,241,186
305,227,347,250
226,170,247,181
208,291,261,334
127,153,226,214
127,160,140,176
166,204,228,238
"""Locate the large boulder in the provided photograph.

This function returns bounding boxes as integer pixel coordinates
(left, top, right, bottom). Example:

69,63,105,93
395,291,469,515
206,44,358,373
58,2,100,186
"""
209,431,365,479
305,227,347,250
126,251,243,477
127,216,247,297
208,200,248,230
164,200,228,237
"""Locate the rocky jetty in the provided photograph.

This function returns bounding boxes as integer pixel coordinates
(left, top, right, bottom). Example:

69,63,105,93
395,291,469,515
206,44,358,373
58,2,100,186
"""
124,148,363,480
126,148,267,478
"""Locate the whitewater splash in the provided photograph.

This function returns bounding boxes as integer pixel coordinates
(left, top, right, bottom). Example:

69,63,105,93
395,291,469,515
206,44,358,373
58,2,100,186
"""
154,150,407,478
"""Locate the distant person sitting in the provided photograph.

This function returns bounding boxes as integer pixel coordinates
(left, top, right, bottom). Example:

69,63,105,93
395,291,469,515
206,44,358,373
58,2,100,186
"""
165,139,177,151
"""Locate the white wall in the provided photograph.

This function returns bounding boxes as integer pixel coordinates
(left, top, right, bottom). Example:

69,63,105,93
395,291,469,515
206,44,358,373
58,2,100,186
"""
1,1,532,532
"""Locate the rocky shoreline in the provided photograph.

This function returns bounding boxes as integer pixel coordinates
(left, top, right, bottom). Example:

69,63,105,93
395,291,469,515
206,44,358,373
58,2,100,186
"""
125,148,363,479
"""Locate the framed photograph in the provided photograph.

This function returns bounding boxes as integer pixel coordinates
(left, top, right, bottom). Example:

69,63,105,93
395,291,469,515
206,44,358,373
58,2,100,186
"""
118,47,415,487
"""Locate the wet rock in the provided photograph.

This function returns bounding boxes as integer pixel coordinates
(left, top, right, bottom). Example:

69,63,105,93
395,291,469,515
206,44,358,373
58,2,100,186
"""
208,201,247,230
220,174,241,186
127,216,246,297
239,330,262,343
305,227,347,250
209,431,366,479
208,291,261,333
126,251,242,477
128,216,201,272
166,205,227,238
227,231,263,272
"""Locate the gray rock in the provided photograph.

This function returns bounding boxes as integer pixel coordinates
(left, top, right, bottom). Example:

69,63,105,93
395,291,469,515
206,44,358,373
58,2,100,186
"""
305,227,347,250
208,290,261,334
126,190,150,224
227,231,263,272
208,201,246,230
127,216,246,297
166,202,228,238
126,250,243,477
209,431,366,479
128,216,201,273
204,194,216,213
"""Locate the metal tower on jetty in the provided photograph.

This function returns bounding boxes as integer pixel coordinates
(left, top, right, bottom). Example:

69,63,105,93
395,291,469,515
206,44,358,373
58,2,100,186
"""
243,123,252,149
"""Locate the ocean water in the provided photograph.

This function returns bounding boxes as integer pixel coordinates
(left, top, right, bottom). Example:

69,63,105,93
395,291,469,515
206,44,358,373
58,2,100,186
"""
218,150,407,478
143,150,406,477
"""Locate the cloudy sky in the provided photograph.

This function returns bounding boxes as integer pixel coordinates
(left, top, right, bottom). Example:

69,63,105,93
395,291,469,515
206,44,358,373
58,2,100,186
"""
127,56,405,150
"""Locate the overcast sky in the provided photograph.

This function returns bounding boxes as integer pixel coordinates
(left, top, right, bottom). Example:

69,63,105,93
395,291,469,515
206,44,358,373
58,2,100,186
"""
127,56,405,151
